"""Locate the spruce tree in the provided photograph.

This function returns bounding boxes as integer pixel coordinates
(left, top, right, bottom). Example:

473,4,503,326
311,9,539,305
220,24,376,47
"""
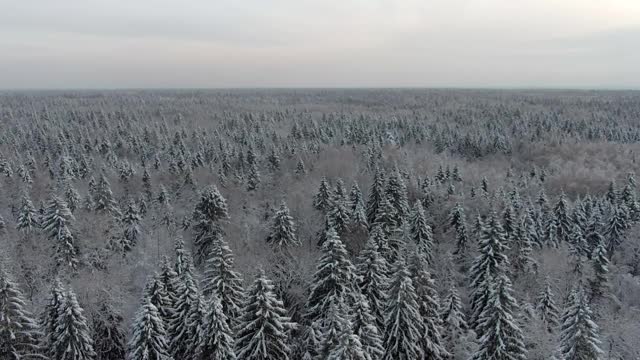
385,167,409,225
318,297,350,358
472,273,526,360
53,289,97,360
440,282,468,346
201,235,244,321
306,227,358,322
16,193,39,233
192,184,229,264
94,174,121,217
235,270,295,360
93,298,126,360
328,195,351,237
590,238,610,299
382,257,424,360
558,289,603,360
119,200,141,252
246,161,260,191
367,168,386,225
41,195,78,269
351,293,384,360
0,266,40,359
168,256,201,360
196,294,236,360
356,233,389,331
535,279,560,332
127,298,173,360
604,203,628,257
266,201,300,251
409,201,434,263
313,177,333,213
554,192,572,244
42,279,66,357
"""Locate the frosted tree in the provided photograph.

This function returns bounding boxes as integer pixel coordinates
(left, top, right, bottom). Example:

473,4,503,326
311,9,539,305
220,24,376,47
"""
295,158,306,176
535,278,560,332
266,201,300,251
351,293,384,360
385,167,409,224
196,294,236,360
127,298,173,360
64,181,82,213
469,212,509,333
367,168,386,225
41,195,78,269
94,173,121,216
235,270,295,360
408,253,448,360
313,177,333,212
374,195,399,238
382,257,424,360
143,276,172,330
349,182,364,213
42,278,66,357
440,282,468,346
590,238,610,299
306,227,358,322
201,235,244,321
472,273,526,360
558,289,603,360
327,333,369,360
168,254,201,360
93,297,126,360
554,192,572,243
356,233,389,331
16,193,39,233
192,184,229,264
53,289,97,360
246,161,260,191
409,201,434,263
604,203,628,257
0,266,40,359
318,297,350,358
116,199,141,252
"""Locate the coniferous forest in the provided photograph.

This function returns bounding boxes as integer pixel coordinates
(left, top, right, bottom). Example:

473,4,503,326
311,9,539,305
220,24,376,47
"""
1,89,640,359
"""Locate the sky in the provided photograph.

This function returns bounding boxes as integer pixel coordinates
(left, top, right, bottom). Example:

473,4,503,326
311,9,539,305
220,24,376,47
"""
1,0,639,89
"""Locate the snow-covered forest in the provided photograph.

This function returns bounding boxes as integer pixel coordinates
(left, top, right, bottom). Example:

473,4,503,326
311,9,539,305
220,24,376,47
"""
1,89,640,359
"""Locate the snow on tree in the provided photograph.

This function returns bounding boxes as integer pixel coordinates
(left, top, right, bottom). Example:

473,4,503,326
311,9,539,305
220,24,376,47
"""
93,297,126,360
535,278,560,332
373,195,399,238
202,235,243,321
246,161,261,191
94,173,121,217
356,232,389,331
318,296,350,358
590,238,610,299
409,201,434,264
328,195,351,237
53,288,97,360
382,257,424,360
554,192,572,244
350,293,384,360
64,181,82,213
327,333,369,360
41,195,79,269
408,253,448,360
367,168,386,225
604,203,628,257
192,184,229,264
472,273,526,360
235,270,295,360
168,257,201,360
0,266,40,359
266,201,300,251
440,282,468,345
295,158,306,176
143,275,172,330
385,167,409,225
114,199,141,252
306,227,358,322
42,278,66,357
558,288,603,360
196,294,236,360
16,193,39,233
469,211,509,333
313,177,333,213
127,298,173,360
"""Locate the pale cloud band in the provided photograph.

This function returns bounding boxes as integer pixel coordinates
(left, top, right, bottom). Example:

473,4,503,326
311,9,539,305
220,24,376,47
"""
1,0,639,89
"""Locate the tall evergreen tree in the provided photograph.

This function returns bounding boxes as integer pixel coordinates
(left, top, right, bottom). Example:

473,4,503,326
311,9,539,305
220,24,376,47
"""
196,294,236,360
472,273,526,360
409,201,434,263
16,193,39,233
266,201,300,251
590,238,610,299
554,192,572,243
440,282,468,346
192,184,229,264
558,289,603,360
168,257,201,360
0,266,40,359
93,297,126,360
127,298,173,360
356,233,389,331
385,167,410,225
53,289,96,360
535,278,560,332
94,174,121,216
351,293,384,360
42,279,66,358
202,235,244,321
313,177,333,212
367,168,386,225
235,270,295,360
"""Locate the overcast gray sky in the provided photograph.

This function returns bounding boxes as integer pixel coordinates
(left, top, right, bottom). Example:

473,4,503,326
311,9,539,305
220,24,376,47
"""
1,0,639,89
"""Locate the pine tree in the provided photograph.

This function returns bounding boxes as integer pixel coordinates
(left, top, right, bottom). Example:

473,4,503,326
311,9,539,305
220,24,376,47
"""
16,193,39,233
42,279,66,357
382,257,424,360
168,261,201,360
313,177,333,213
0,266,40,359
192,184,229,264
93,298,126,360
143,276,172,329
196,294,236,360
94,174,121,216
351,293,384,360
266,201,300,251
356,233,389,331
306,228,358,322
590,238,610,299
318,297,350,358
64,182,82,213
53,289,97,360
554,192,572,244
367,168,386,225
535,278,560,332
604,203,628,257
373,195,399,238
41,195,79,269
246,161,260,191
472,273,526,360
327,333,369,360
558,289,603,360
202,235,243,321
409,201,434,263
235,270,295,360
469,212,509,333
118,200,141,252
385,167,409,225
513,215,537,275
409,253,448,359
440,283,468,346
295,158,306,176
127,298,173,360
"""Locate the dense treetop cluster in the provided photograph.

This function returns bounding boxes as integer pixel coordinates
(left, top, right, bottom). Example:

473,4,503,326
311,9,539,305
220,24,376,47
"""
1,89,640,359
